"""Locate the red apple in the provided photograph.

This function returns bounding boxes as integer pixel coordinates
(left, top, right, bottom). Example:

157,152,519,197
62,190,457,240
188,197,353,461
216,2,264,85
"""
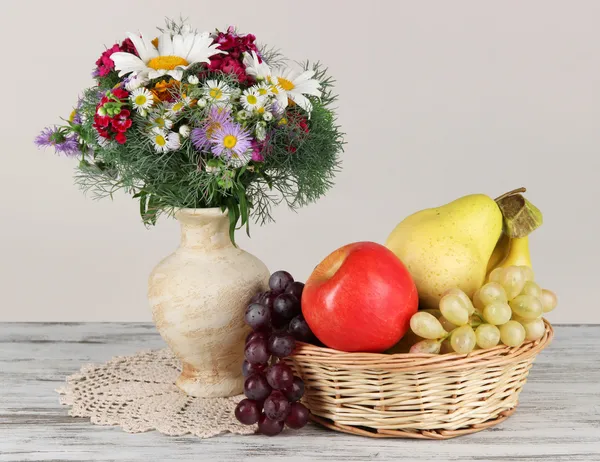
302,241,418,352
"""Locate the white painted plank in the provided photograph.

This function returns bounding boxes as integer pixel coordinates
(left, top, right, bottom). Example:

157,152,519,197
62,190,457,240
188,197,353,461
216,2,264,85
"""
1,323,599,461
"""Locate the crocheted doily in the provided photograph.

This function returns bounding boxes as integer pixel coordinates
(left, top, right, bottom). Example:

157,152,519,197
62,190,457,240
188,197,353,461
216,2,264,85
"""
56,349,255,438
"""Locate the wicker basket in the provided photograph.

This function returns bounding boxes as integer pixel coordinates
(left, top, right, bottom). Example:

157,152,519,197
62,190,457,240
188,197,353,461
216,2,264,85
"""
284,319,553,439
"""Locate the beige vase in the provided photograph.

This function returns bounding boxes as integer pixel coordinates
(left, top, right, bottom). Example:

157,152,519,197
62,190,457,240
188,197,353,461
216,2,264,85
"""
148,208,270,398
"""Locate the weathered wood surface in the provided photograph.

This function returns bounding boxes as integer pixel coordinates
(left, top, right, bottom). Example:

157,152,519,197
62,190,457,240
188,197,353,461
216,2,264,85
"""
0,323,598,462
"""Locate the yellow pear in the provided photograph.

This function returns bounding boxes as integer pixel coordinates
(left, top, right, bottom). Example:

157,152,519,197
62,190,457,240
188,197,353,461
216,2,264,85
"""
385,194,503,309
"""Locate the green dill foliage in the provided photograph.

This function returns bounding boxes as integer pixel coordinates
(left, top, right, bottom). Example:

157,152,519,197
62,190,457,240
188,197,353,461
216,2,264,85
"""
42,21,344,243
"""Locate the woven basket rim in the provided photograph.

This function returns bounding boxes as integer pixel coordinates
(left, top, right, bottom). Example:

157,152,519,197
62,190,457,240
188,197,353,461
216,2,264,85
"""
291,319,554,372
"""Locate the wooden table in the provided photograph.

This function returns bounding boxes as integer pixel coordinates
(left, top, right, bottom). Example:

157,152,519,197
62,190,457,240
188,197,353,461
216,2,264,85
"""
1,323,598,461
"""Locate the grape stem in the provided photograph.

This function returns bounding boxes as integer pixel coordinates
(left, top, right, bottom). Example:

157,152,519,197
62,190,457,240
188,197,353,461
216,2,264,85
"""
494,187,526,203
470,311,485,327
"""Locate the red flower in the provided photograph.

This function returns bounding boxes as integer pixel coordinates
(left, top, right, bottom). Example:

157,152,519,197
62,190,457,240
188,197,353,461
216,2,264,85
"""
111,109,132,133
207,55,250,83
207,28,260,82
120,38,138,56
93,91,133,143
112,88,129,100
95,44,121,77
94,39,138,78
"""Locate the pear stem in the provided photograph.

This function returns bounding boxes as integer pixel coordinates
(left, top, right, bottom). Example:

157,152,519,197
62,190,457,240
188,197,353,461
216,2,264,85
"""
495,187,527,203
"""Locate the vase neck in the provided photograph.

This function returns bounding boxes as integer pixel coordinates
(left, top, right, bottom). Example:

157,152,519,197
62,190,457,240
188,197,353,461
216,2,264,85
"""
175,209,232,251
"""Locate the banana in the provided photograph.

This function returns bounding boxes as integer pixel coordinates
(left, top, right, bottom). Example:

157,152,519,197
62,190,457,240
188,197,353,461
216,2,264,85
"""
486,236,532,280
486,234,510,274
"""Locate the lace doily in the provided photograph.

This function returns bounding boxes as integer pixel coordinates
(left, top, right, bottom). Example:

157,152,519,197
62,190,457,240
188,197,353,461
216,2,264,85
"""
56,349,255,438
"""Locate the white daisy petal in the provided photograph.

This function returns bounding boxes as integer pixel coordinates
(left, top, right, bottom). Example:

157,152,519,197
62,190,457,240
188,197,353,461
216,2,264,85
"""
111,52,147,77
292,94,312,113
167,69,184,81
172,34,186,58
187,32,225,63
157,32,174,56
126,32,158,63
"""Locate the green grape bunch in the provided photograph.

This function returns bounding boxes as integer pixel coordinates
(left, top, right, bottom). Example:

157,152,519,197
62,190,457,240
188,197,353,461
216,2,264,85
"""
407,265,557,355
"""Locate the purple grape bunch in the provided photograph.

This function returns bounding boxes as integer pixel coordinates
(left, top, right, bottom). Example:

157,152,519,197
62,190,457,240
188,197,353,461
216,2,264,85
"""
235,270,313,436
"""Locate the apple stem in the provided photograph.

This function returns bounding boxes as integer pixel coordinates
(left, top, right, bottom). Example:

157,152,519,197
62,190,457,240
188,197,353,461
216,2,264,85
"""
494,187,527,203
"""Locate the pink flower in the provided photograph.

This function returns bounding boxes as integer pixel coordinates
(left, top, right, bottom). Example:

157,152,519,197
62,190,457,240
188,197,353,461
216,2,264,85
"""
95,44,121,77
207,55,249,83
207,28,260,82
94,39,138,77
251,141,264,162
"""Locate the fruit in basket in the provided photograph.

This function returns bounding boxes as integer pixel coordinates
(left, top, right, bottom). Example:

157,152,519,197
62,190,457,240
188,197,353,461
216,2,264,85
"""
485,190,543,278
236,270,311,435
475,324,501,349
409,312,447,339
540,289,557,313
404,267,556,354
302,241,418,352
489,237,533,274
499,320,526,347
385,194,503,309
450,325,477,354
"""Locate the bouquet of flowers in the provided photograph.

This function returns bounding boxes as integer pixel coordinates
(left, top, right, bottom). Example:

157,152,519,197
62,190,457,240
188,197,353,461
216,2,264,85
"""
36,20,343,240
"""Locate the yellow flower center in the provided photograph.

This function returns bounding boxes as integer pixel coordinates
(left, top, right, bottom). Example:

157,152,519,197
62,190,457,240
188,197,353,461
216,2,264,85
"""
147,56,189,71
172,102,184,112
155,117,165,127
135,95,147,106
257,107,265,114
258,88,268,96
278,117,288,126
209,87,223,99
206,122,222,138
246,94,258,105
223,135,237,149
155,135,166,146
270,85,279,95
69,109,77,122
277,77,295,91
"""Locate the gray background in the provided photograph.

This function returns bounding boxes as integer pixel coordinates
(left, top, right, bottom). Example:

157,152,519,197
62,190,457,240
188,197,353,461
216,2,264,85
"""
1,0,597,322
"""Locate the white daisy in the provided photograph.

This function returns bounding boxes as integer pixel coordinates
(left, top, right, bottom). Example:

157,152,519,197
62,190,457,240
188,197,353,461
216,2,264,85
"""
240,88,265,111
149,111,173,130
130,88,154,113
263,111,273,122
111,31,224,81
167,96,192,117
243,51,271,80
151,128,180,153
203,79,232,106
228,150,252,168
255,82,272,98
186,75,199,85
179,125,191,138
272,68,321,113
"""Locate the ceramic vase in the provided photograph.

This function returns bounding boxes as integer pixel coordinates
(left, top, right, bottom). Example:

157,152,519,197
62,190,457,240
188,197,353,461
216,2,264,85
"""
148,208,269,397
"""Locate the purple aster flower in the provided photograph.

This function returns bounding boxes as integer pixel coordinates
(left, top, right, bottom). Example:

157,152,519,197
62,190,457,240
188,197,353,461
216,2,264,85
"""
35,126,80,157
191,107,233,151
210,121,253,163
70,98,83,125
